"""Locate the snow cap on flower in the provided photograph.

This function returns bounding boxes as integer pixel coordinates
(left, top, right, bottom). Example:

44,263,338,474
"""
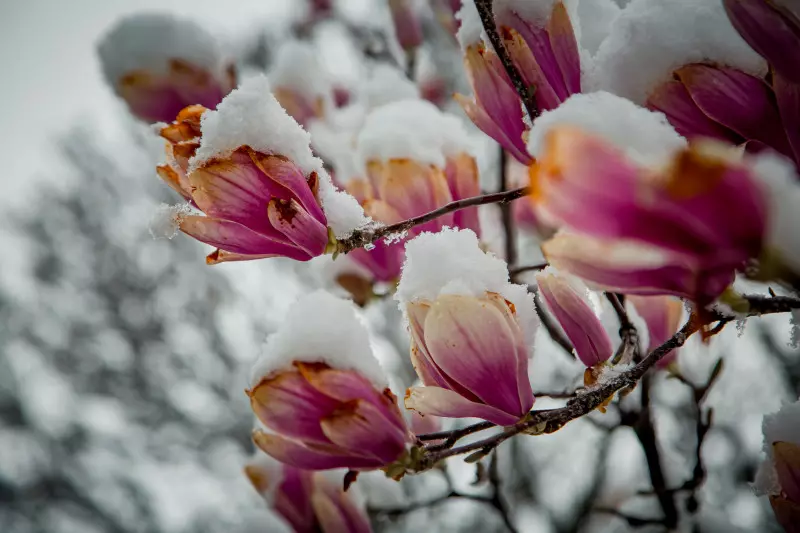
250,291,387,389
192,75,367,239
268,41,331,126
589,0,766,104
527,91,686,167
98,13,236,123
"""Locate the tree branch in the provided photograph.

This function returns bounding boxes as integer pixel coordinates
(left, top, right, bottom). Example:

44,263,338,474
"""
337,187,530,253
498,148,518,276
606,293,641,365
473,0,540,121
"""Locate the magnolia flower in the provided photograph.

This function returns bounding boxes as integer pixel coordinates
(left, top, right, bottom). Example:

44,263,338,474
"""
755,399,800,533
397,229,537,426
98,14,236,123
495,0,581,112
724,0,800,164
389,0,424,51
455,41,533,165
627,295,683,367
535,268,612,368
245,456,372,533
532,127,768,303
249,292,411,470
153,77,368,265
269,42,329,127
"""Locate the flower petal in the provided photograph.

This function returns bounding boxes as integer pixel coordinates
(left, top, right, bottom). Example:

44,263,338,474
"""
404,386,523,426
320,400,407,464
268,198,330,257
253,431,381,470
312,475,373,533
250,152,327,225
455,93,532,164
627,295,683,366
444,153,482,234
774,441,800,503
249,371,340,445
179,216,311,260
647,81,743,142
723,0,800,83
423,294,532,418
774,72,800,166
548,1,581,96
677,64,792,157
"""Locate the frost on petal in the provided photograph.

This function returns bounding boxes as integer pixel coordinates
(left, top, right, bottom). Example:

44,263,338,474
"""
149,203,192,239
250,291,388,390
589,0,766,104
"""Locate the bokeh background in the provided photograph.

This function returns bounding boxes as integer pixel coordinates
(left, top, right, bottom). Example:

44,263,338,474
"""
1,1,798,532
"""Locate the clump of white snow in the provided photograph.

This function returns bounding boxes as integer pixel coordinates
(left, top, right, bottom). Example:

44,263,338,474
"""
149,203,192,239
749,151,800,275
527,91,686,167
575,0,620,54
98,13,229,84
191,76,368,238
589,0,767,104
455,1,486,48
357,99,475,168
250,290,387,388
364,64,420,109
753,397,800,496
396,228,538,349
268,40,331,103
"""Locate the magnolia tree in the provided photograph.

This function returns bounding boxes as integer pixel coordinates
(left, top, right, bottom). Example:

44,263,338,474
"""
94,0,800,531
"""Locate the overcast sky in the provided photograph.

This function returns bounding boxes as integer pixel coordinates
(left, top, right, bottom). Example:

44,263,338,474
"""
0,0,299,207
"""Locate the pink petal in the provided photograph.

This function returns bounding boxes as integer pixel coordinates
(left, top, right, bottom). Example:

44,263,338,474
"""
312,475,373,533
407,302,458,390
455,93,533,164
677,64,792,157
423,294,533,418
444,154,482,235
348,244,405,282
647,81,743,142
251,153,327,225
179,216,311,260
253,431,382,470
547,1,581,96
275,468,317,533
723,0,800,83
501,26,561,110
320,400,408,464
775,72,800,166
268,198,330,257
249,371,340,445
627,295,683,366
536,271,613,367
405,386,524,426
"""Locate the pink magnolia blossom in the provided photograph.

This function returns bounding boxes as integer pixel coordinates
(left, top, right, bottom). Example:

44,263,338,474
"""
496,0,581,112
455,42,533,165
532,127,768,303
404,292,534,426
535,269,613,368
723,0,800,165
627,295,683,367
273,87,326,128
98,14,236,124
249,362,411,471
157,106,333,265
245,458,372,533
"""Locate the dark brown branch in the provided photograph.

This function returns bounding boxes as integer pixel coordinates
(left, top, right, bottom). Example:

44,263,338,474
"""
473,0,540,121
368,490,492,518
337,187,530,253
606,293,641,365
487,451,518,533
630,374,678,528
498,148,518,277
593,507,668,528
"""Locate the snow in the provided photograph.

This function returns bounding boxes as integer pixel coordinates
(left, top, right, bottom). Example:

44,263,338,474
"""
243,452,284,503
575,0,620,54
357,99,474,168
364,64,420,109
754,397,800,495
748,150,800,275
148,202,192,239
269,41,331,101
191,75,368,238
250,290,388,388
98,13,229,84
455,1,485,47
191,75,322,176
589,0,767,104
527,91,686,167
395,228,539,349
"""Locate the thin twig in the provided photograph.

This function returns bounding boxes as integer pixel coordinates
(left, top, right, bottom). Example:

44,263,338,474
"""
508,263,548,277
593,507,668,528
337,187,530,253
606,293,641,365
498,148,518,276
488,451,518,533
473,0,540,121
